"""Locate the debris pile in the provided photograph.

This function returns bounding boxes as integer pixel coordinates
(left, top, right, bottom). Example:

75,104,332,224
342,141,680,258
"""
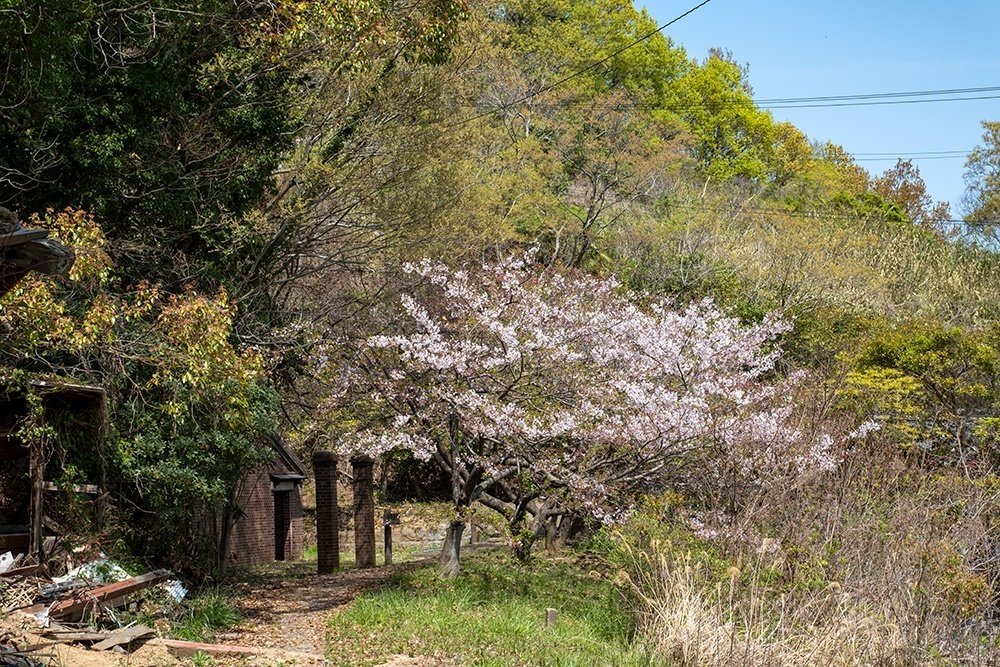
0,547,328,666
0,548,184,666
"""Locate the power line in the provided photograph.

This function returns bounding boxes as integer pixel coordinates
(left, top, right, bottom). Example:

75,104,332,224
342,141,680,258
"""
854,155,969,162
509,92,1000,113
666,201,972,227
448,0,714,127
852,150,970,156
486,84,1000,116
753,85,1000,105
763,93,1000,109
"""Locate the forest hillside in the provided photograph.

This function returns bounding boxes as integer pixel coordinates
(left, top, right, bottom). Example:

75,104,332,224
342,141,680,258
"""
4,1,1000,663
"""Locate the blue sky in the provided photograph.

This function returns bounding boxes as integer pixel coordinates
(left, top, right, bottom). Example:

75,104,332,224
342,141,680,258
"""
641,0,1000,212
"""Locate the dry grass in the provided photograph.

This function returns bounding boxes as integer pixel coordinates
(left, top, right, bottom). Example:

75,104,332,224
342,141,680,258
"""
615,443,1000,666
624,544,906,666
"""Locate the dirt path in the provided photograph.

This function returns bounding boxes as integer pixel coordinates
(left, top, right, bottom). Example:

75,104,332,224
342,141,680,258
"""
222,544,498,659
222,556,436,655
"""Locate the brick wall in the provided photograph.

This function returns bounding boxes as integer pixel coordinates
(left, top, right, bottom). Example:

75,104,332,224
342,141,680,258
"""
227,458,304,566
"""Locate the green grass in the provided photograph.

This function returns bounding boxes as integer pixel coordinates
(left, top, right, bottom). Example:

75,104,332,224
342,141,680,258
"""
302,543,431,567
172,588,242,641
326,550,655,667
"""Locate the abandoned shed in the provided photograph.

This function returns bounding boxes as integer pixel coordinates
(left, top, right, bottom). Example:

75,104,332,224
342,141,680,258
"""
226,435,307,565
1,208,93,563
1,386,309,568
3,208,309,567
0,379,106,563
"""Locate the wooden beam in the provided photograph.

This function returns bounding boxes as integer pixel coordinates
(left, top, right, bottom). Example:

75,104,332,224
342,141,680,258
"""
91,625,155,650
43,630,113,643
28,435,43,564
159,639,327,664
47,569,171,620
41,481,100,494
0,564,41,578
0,228,47,247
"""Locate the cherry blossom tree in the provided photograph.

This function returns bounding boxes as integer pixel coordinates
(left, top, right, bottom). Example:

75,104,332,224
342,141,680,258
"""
322,254,848,575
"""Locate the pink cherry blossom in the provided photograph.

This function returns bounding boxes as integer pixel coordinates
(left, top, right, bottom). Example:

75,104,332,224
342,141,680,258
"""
321,253,853,537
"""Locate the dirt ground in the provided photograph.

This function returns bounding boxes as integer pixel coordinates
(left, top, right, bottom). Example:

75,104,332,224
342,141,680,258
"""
222,556,439,656
0,614,176,667
223,545,497,666
2,546,493,666
1,557,421,667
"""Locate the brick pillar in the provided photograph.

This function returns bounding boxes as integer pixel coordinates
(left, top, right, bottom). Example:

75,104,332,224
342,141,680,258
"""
313,451,339,574
352,455,376,569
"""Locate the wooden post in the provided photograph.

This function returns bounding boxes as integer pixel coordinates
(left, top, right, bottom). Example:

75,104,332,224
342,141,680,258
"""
352,456,376,569
29,438,43,564
383,510,400,567
383,522,392,566
469,519,477,545
312,451,339,574
545,608,558,628
28,392,45,565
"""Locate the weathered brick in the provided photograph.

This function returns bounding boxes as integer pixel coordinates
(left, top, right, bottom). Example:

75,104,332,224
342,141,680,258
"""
313,450,339,573
352,456,376,569
227,456,304,566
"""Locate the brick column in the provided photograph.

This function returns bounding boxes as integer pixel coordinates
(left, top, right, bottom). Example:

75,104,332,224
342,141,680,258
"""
312,451,339,574
352,455,376,569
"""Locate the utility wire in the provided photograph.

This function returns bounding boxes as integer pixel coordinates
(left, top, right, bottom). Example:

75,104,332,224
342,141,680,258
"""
852,150,970,156
753,85,1000,104
512,91,1000,113
493,84,1000,115
569,85,1000,108
448,0,714,127
854,155,968,162
763,93,1000,109
666,201,972,227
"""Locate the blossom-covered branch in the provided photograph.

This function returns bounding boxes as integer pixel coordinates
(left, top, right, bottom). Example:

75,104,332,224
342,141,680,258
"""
321,253,857,564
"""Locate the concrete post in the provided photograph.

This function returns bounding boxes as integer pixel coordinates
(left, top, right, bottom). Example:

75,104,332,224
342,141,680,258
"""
352,455,376,568
312,451,339,574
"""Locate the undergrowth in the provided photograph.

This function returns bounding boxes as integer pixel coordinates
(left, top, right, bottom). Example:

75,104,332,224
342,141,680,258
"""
171,588,242,641
326,550,653,667
602,450,1000,666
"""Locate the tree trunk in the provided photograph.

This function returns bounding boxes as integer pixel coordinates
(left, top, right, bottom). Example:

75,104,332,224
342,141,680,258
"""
217,504,232,574
554,513,583,549
544,516,557,550
438,413,466,578
438,519,465,578
511,515,540,561
216,483,240,573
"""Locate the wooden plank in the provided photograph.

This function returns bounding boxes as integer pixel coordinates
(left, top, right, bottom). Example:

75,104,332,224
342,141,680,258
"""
41,481,100,494
43,630,113,643
47,569,171,620
159,638,327,663
91,624,155,651
0,228,47,248
0,564,41,578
